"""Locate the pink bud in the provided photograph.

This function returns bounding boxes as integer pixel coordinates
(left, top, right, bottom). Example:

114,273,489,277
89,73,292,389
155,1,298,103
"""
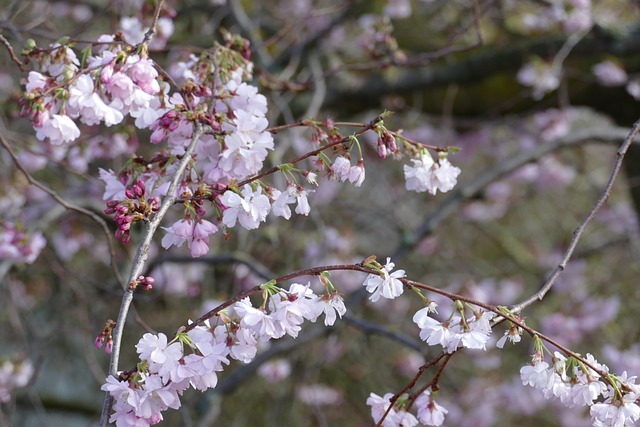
377,139,387,158
132,185,143,199
383,132,397,152
200,86,212,97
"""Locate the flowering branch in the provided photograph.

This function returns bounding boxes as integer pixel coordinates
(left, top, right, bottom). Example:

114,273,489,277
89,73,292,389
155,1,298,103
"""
183,263,373,333
236,114,385,188
99,122,206,426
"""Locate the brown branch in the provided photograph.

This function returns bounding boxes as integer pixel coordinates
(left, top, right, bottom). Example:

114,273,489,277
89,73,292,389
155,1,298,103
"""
375,352,449,426
0,32,26,71
139,0,166,49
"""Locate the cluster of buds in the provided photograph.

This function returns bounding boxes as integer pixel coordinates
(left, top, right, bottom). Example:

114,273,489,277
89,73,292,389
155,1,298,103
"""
376,129,397,158
188,184,215,217
129,275,155,291
104,180,159,244
95,319,116,354
182,79,213,99
150,110,181,144
18,92,46,126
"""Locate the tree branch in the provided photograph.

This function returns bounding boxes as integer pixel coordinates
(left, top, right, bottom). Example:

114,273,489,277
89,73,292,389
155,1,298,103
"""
511,119,640,313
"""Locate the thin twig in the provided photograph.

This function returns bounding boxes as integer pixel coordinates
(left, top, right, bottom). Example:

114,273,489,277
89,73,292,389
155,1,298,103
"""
0,130,125,289
139,0,165,48
0,32,26,71
511,119,640,313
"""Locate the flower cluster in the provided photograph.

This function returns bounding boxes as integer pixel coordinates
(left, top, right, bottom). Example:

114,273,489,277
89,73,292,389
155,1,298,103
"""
413,304,494,353
21,40,162,146
330,156,366,187
519,0,592,33
362,257,407,302
37,34,463,259
104,179,160,244
102,282,347,425
366,387,448,427
520,350,640,426
404,151,461,195
161,218,218,257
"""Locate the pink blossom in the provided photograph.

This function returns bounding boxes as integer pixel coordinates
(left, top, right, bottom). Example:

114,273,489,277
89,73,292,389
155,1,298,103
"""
67,74,124,126
127,57,160,95
363,257,406,302
366,392,398,427
416,388,448,426
317,292,347,326
296,384,343,406
220,185,271,230
331,156,352,181
234,297,284,340
25,71,47,93
220,110,274,178
35,113,80,144
161,219,193,249
271,188,295,219
520,360,550,390
348,160,366,187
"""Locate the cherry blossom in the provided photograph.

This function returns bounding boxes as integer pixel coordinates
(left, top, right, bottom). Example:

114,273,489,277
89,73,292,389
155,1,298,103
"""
220,185,271,230
0,222,46,264
415,388,448,426
317,292,347,326
404,151,460,195
363,257,406,302
34,113,81,145
366,392,399,427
